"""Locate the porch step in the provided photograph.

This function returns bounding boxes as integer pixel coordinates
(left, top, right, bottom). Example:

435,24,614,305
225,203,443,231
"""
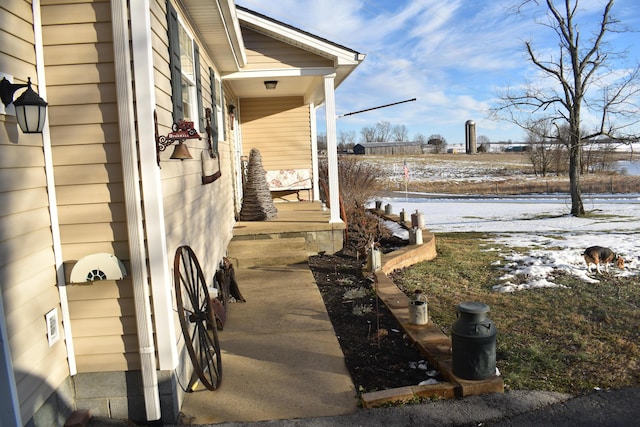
227,236,310,268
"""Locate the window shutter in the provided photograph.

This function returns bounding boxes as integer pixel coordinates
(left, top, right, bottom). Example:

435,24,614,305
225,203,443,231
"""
167,1,183,122
194,44,203,132
209,67,218,151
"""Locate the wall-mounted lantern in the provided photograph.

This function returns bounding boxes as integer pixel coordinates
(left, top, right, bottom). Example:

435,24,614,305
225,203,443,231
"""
0,77,48,133
264,80,278,90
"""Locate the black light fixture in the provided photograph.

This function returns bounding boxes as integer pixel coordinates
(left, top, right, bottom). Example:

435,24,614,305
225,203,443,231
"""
264,80,278,90
1,77,48,133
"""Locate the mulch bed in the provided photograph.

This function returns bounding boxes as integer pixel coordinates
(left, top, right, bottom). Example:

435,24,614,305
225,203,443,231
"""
308,241,441,393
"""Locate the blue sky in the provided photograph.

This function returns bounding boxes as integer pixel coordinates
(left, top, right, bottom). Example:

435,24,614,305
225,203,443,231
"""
237,0,640,145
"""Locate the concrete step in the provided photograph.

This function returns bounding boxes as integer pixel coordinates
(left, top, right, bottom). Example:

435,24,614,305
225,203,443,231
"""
227,236,310,268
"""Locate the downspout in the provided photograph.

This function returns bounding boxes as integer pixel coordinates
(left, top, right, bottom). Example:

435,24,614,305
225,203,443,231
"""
33,0,77,376
310,102,320,201
111,0,161,421
323,74,342,223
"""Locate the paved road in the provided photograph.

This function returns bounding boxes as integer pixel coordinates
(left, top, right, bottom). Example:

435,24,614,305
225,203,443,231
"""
202,386,640,427
89,386,640,426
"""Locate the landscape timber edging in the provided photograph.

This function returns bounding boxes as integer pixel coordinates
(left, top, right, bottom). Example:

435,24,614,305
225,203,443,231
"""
360,210,504,408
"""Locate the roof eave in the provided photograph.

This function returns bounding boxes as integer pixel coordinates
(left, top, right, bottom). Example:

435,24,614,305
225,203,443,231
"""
236,6,363,67
181,0,247,71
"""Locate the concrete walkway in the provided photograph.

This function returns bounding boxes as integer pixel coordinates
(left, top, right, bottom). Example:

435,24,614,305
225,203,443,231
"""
177,264,358,425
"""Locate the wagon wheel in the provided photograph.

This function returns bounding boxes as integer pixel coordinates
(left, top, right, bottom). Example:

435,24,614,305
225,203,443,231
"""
174,245,222,391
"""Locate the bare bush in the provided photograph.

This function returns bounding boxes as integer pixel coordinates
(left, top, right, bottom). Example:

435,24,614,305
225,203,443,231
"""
319,156,382,212
318,156,390,254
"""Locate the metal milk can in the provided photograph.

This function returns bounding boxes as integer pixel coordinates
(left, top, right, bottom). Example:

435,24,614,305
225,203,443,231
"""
409,227,423,245
411,210,425,229
366,247,381,272
451,301,497,380
408,290,428,325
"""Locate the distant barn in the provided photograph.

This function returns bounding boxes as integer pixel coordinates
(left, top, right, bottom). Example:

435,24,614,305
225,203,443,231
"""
353,141,425,155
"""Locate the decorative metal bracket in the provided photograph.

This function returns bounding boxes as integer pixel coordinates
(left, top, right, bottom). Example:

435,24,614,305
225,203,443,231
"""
154,110,201,166
205,107,214,155
202,107,222,184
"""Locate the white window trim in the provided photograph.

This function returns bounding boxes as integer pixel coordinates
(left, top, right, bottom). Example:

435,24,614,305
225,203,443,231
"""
177,17,199,126
216,78,224,142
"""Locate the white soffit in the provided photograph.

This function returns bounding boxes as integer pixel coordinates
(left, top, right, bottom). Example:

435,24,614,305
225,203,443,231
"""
181,0,247,71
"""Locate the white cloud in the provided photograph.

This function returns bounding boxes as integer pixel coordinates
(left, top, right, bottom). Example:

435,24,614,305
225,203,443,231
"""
237,0,640,143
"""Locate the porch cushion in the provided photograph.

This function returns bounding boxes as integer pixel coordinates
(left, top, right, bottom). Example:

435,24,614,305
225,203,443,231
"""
266,169,312,191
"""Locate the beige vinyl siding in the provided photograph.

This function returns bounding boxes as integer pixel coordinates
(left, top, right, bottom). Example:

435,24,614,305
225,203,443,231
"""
0,1,70,423
154,1,237,379
16,350,70,423
242,27,334,70
240,97,312,172
41,0,136,372
154,1,236,266
69,281,140,372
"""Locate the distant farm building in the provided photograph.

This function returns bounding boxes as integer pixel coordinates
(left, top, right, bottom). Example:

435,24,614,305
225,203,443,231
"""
505,145,531,152
353,141,425,155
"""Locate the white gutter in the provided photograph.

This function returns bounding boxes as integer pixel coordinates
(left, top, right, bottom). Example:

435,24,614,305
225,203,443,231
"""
219,0,248,67
33,0,77,376
129,1,179,370
112,0,160,421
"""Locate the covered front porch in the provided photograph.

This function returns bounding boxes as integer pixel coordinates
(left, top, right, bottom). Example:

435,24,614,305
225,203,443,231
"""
228,201,346,268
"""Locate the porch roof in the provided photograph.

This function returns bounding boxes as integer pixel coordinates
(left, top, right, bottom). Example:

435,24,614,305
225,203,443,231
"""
226,5,365,106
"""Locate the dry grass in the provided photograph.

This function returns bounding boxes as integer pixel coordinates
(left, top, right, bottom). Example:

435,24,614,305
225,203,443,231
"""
405,175,640,195
378,153,640,394
391,233,640,394
366,152,640,195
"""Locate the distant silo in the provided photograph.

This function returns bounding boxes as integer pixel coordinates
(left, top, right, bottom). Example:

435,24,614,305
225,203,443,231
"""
465,120,476,154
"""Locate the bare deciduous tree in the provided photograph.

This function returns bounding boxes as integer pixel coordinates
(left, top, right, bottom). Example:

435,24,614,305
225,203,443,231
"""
360,121,393,142
493,0,640,216
428,134,447,153
477,135,491,152
338,130,357,151
317,133,327,151
413,133,427,143
391,124,409,142
526,118,564,176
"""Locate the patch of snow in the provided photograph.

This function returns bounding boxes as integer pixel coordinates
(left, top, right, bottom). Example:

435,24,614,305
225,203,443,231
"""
376,194,639,291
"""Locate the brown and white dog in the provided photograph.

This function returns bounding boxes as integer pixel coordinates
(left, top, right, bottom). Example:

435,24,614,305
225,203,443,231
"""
582,246,625,274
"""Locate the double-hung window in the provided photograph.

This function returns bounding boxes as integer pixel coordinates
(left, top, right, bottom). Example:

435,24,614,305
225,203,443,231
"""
167,2,203,131
178,24,196,124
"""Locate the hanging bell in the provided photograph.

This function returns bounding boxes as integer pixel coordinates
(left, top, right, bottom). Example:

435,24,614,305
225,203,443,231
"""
170,141,192,160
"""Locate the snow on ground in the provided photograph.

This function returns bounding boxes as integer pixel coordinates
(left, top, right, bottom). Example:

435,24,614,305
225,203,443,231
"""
375,194,640,292
363,156,533,184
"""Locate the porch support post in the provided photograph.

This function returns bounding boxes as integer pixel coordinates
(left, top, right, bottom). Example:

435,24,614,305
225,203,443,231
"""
310,101,320,201
324,74,341,223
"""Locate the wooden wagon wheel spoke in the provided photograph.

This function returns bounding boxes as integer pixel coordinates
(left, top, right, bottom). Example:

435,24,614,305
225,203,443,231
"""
174,245,222,391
